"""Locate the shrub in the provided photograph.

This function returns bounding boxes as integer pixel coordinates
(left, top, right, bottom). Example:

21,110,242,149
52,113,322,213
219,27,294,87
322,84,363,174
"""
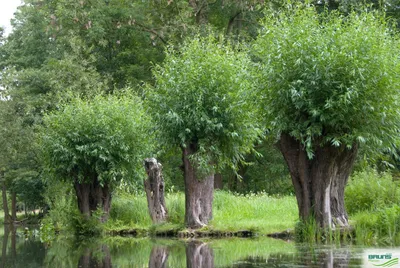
345,169,400,214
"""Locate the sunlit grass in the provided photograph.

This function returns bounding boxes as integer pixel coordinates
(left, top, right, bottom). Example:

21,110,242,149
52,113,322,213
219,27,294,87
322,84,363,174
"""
211,191,298,234
105,190,298,235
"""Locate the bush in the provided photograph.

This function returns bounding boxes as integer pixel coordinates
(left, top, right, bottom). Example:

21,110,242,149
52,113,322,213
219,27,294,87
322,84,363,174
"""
345,169,400,215
41,181,77,234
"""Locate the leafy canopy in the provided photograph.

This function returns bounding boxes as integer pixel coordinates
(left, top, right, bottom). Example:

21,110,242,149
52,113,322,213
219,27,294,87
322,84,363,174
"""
40,94,152,186
148,36,262,171
253,6,400,156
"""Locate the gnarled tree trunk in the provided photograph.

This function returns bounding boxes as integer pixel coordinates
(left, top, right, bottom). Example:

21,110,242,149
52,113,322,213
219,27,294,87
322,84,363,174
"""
144,158,168,223
278,133,358,229
73,176,112,222
183,143,214,229
186,241,214,268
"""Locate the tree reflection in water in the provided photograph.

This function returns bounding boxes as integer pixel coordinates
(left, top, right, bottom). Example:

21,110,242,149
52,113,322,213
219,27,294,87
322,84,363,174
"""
78,245,112,268
186,240,214,268
149,245,169,268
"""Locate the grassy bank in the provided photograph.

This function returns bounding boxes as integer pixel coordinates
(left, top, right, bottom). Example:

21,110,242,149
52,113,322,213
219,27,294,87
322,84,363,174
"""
104,191,298,236
345,169,400,245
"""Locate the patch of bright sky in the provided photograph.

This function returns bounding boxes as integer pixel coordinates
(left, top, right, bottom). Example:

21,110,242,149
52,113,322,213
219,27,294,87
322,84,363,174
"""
1,0,23,36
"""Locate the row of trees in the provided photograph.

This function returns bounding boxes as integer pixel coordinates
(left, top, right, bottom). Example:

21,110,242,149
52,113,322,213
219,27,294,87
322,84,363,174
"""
1,0,400,230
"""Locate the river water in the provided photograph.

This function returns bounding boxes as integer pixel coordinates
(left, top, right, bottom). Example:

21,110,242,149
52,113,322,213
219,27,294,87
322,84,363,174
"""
0,225,398,267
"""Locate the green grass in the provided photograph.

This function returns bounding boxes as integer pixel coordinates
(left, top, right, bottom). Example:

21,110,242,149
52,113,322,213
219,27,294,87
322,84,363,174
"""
105,190,298,235
210,191,297,234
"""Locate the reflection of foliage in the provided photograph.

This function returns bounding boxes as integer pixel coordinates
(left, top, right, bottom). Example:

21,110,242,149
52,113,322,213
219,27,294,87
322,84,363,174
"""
0,227,45,268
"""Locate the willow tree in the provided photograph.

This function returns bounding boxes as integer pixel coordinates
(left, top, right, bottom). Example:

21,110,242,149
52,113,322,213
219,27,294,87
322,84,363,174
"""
40,94,152,222
254,7,400,228
148,36,261,228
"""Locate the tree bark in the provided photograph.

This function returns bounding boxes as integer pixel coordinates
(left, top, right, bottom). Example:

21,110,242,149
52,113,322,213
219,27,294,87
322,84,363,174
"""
182,143,214,229
73,176,112,222
11,191,17,222
278,133,358,229
2,180,12,224
144,158,168,223
149,245,169,268
186,240,214,268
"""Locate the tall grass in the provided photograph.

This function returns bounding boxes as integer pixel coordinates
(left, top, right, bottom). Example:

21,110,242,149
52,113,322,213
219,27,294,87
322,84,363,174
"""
106,190,298,235
211,191,297,234
345,169,400,245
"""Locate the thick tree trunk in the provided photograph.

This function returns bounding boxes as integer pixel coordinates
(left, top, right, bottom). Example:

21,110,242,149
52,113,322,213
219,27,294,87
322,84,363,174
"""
144,158,168,223
149,246,169,268
186,241,214,268
73,176,112,222
2,180,12,224
11,191,17,222
278,133,358,229
183,144,214,229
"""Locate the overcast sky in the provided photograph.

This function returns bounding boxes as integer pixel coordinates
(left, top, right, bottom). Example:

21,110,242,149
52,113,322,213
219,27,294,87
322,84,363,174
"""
1,0,23,35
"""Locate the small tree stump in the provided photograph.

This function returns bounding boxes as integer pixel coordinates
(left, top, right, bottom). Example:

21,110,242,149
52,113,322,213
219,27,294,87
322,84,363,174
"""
144,158,168,223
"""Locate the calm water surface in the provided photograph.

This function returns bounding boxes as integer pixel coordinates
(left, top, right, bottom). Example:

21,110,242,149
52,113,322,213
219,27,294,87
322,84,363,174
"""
0,225,396,267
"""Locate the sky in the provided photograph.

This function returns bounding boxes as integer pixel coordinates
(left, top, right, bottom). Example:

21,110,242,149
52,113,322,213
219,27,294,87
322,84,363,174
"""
0,0,23,35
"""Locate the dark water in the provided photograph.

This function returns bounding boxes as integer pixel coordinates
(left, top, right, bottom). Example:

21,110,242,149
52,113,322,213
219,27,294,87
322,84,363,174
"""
0,225,395,268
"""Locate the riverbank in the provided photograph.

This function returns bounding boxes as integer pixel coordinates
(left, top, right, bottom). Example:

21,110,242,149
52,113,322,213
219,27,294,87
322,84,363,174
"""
102,191,298,238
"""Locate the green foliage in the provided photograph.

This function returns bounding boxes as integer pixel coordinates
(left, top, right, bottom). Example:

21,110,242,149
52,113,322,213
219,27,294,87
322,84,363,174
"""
41,180,76,233
253,5,400,156
345,169,400,214
72,209,104,237
353,206,400,245
40,93,153,186
235,138,292,195
148,35,262,172
346,169,400,245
